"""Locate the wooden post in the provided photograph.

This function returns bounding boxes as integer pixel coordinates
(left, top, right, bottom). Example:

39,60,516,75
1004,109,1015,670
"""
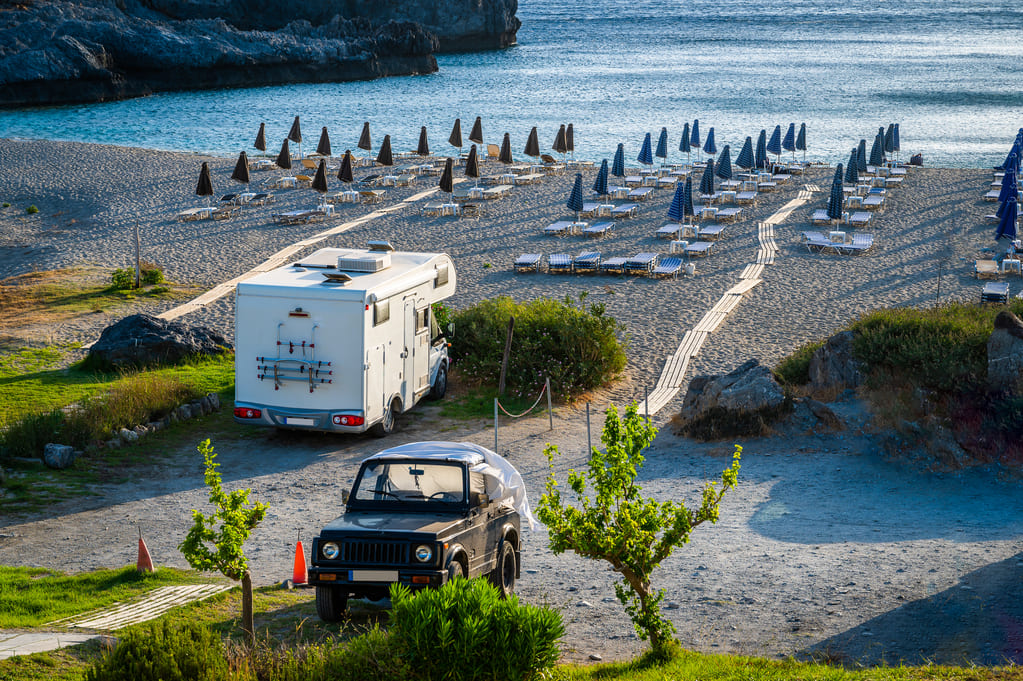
546,377,553,430
586,402,591,454
494,397,498,451
133,220,142,290
497,316,515,395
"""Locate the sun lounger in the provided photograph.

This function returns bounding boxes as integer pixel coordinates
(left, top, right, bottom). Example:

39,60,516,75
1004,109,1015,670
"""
487,144,500,160
697,224,726,240
984,190,1001,202
684,241,715,257
271,209,325,225
838,233,874,254
772,173,791,184
514,173,545,186
735,191,758,205
548,253,573,274
482,185,513,199
211,206,237,220
219,193,239,205
249,192,274,205
975,260,1000,279
176,206,211,221
421,202,445,217
802,231,838,253
862,195,885,210
811,209,835,226
583,221,615,238
580,202,604,218
628,187,654,201
714,207,742,222
652,256,684,279
656,223,693,239
359,174,382,187
573,251,601,272
848,211,872,227
624,175,644,187
611,203,639,219
359,190,386,204
514,253,543,273
624,252,658,275
544,220,574,236
656,176,678,189
600,256,628,274
981,281,1010,304
757,181,777,192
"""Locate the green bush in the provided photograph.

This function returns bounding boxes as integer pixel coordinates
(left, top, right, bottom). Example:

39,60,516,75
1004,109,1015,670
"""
389,577,563,681
450,296,627,400
141,263,164,285
2,202,9,208
0,409,64,460
85,620,232,681
233,627,407,681
111,263,164,290
773,339,824,386
111,268,134,290
26,205,38,214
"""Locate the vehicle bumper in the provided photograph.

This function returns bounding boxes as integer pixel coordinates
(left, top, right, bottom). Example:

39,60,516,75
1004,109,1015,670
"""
308,567,448,591
233,403,370,433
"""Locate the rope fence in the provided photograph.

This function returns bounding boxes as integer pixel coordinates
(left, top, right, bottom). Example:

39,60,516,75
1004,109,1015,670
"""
494,377,553,450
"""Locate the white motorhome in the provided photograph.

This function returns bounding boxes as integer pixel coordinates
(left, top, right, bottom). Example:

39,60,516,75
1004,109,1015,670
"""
233,242,455,436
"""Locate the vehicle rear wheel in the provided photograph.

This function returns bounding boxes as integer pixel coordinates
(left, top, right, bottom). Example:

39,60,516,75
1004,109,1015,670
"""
315,586,348,622
488,541,516,598
370,398,400,437
428,363,448,400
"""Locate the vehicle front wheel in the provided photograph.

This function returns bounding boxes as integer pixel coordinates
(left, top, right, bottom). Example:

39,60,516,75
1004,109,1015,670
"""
428,363,447,400
370,399,400,437
447,558,465,582
315,586,348,622
488,541,516,598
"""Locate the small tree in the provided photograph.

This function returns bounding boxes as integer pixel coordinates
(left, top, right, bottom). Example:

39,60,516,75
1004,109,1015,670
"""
179,439,268,644
536,403,741,656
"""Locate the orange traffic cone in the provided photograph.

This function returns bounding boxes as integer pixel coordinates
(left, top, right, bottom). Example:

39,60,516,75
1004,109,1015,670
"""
292,536,307,585
137,528,155,573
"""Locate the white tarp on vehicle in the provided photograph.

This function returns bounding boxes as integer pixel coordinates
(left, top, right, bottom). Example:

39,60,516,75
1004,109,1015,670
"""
365,441,539,530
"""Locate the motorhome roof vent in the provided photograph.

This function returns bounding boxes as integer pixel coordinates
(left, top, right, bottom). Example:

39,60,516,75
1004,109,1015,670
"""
336,250,391,273
368,240,395,252
321,272,353,285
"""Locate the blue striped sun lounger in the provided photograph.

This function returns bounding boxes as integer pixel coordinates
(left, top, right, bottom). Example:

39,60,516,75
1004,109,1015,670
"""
624,252,658,275
573,251,601,272
628,187,654,200
600,256,628,274
684,241,715,257
862,195,885,210
838,233,874,255
714,207,742,222
544,220,574,236
611,203,639,218
848,211,872,227
514,253,543,272
735,191,758,205
657,223,693,239
548,253,573,273
697,224,726,240
583,221,614,238
652,256,684,278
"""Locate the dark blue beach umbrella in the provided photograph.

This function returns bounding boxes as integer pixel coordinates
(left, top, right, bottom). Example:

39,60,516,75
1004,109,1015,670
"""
893,124,901,158
691,119,701,150
796,123,807,163
884,124,896,157
567,172,585,221
700,158,716,195
311,159,329,194
317,127,332,157
655,127,669,162
703,127,717,157
755,129,768,170
716,145,732,180
782,123,796,155
869,133,885,167
766,125,782,160
612,143,626,179
1002,144,1021,173
357,122,372,152
735,136,755,170
844,148,859,185
996,198,1018,241
593,158,609,197
827,163,845,221
680,122,691,162
667,181,686,223
638,132,654,166
857,139,868,173
682,175,695,220
997,163,1017,205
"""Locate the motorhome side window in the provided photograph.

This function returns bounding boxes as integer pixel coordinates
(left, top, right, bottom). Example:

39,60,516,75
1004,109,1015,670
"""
374,299,390,326
416,307,429,332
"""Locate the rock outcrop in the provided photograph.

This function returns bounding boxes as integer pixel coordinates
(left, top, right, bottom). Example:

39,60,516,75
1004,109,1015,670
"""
677,359,793,439
87,313,231,369
0,0,499,107
809,330,862,391
987,310,1023,394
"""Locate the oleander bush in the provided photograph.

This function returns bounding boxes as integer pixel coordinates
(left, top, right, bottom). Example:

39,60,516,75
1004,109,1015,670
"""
449,295,627,400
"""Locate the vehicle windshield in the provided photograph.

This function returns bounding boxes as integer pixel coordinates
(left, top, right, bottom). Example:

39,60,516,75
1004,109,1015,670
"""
352,460,465,504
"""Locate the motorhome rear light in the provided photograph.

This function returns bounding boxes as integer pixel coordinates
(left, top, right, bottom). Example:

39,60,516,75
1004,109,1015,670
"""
234,407,262,419
332,414,365,426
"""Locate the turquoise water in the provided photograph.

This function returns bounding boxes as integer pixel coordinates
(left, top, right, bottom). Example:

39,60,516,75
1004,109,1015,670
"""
1,0,1021,167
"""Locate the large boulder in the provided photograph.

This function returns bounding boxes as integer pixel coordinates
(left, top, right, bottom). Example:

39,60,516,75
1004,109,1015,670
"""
809,331,862,390
87,313,231,369
987,310,1023,394
678,360,789,438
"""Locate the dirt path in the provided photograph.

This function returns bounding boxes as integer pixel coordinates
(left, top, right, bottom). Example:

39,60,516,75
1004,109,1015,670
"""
2,398,1022,667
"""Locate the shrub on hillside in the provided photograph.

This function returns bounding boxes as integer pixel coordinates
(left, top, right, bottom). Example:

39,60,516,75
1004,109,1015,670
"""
450,296,626,400
773,339,824,386
85,620,232,681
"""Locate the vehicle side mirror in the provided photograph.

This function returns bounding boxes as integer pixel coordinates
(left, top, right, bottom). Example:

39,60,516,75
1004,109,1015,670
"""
342,489,350,504
447,322,455,338
471,492,490,508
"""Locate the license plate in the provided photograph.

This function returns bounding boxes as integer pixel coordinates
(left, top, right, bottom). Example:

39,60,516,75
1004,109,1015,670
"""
284,417,316,426
349,570,399,582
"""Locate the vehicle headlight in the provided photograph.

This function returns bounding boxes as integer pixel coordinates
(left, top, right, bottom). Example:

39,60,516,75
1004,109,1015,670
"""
322,542,340,560
414,544,433,562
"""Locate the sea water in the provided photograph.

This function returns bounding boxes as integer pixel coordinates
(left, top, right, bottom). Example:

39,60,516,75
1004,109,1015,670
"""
0,0,1020,167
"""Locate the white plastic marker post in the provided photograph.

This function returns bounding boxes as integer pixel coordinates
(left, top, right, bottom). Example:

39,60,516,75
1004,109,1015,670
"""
546,377,553,430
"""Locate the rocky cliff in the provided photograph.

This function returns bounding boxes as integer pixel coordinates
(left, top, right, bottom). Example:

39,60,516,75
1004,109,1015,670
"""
0,0,519,107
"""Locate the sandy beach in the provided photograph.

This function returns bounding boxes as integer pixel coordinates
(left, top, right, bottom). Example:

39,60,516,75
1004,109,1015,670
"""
2,138,1022,667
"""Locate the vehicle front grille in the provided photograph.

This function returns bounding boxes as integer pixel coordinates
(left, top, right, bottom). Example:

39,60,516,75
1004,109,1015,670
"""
339,540,409,565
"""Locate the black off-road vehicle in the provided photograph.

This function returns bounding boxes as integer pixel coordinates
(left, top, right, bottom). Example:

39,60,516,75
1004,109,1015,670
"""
308,441,529,621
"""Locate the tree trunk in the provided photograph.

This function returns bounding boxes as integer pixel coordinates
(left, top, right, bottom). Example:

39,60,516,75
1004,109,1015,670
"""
242,572,254,645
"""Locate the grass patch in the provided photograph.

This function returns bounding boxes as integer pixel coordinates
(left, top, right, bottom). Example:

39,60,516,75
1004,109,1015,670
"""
0,565,217,628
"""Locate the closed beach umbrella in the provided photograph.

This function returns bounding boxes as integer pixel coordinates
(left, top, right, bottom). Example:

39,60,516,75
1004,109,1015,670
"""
566,123,575,159
997,163,1017,205
703,127,717,157
358,122,372,152
1001,143,1020,173
449,118,463,154
195,162,213,204
857,140,868,173
377,134,393,167
316,127,332,157
338,150,354,184
716,145,732,181
691,119,701,153
884,124,895,154
655,127,669,163
682,175,695,222
275,139,292,171
755,130,768,170
667,180,686,224
593,158,609,198
796,123,807,163
893,123,901,162
735,136,754,170
782,123,796,157
612,143,626,180
499,132,513,164
766,125,782,164
468,116,484,145
288,115,303,158
553,124,568,157
869,133,885,167
311,159,328,194
827,164,844,221
567,172,584,222
254,123,267,155
417,126,430,157
637,132,654,167
465,145,480,184
524,126,541,161
231,151,250,185
439,157,454,198
699,158,715,196
996,198,1018,241
844,148,859,185
680,122,692,164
